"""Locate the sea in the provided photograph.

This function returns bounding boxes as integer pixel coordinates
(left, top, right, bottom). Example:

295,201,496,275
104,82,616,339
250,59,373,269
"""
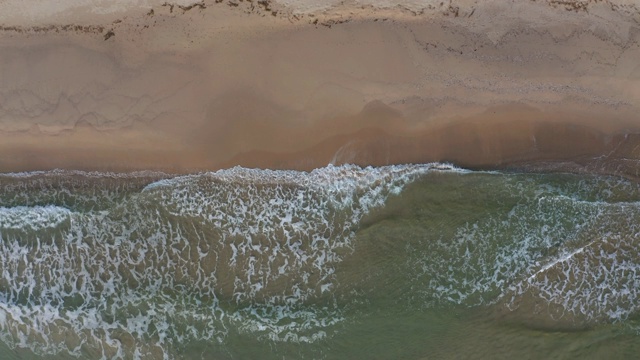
0,163,638,359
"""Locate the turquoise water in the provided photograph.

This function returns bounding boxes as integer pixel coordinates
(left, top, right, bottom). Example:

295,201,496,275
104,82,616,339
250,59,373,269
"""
0,164,639,359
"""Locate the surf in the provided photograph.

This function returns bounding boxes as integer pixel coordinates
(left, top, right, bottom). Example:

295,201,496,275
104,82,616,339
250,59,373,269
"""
0,164,638,359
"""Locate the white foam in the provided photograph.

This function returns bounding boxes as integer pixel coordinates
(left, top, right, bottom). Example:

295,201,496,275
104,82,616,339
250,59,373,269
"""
0,163,463,358
0,205,71,231
407,174,640,325
0,168,169,180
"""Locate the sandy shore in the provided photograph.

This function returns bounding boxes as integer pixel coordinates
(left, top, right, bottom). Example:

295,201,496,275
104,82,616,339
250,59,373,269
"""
0,0,639,175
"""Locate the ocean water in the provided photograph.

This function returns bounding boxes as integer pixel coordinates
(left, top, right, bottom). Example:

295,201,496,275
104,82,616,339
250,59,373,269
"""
0,164,639,359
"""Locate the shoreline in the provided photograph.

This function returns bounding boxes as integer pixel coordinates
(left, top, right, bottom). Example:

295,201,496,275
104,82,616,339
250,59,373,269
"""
0,0,639,176
1,101,638,178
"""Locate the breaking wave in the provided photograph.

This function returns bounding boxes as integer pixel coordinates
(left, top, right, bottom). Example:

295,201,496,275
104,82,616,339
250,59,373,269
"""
0,164,461,359
1,165,640,359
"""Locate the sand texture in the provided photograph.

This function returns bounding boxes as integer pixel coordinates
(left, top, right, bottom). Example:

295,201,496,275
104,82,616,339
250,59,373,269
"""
0,0,639,174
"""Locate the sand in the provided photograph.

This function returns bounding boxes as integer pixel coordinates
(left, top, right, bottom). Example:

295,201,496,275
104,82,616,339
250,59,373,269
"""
0,0,639,175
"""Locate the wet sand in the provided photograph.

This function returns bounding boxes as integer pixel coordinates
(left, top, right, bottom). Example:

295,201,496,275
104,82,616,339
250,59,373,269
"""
0,0,639,174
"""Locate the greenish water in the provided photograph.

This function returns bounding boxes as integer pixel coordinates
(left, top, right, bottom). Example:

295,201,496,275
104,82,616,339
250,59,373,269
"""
0,164,639,359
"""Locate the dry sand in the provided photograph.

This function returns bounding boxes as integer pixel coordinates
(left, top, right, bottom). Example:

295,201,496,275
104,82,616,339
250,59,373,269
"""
0,0,639,175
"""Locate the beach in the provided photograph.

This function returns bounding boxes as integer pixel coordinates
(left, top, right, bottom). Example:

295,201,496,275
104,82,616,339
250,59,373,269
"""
2,1,640,359
0,0,639,174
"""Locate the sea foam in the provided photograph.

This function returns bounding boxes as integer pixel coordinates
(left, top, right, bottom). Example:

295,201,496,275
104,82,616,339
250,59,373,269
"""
0,163,459,359
406,173,640,326
0,205,71,231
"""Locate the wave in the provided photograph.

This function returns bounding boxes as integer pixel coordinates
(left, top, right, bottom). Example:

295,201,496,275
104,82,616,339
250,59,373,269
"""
0,164,639,358
404,173,640,326
0,163,463,359
0,205,71,231
0,169,170,179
